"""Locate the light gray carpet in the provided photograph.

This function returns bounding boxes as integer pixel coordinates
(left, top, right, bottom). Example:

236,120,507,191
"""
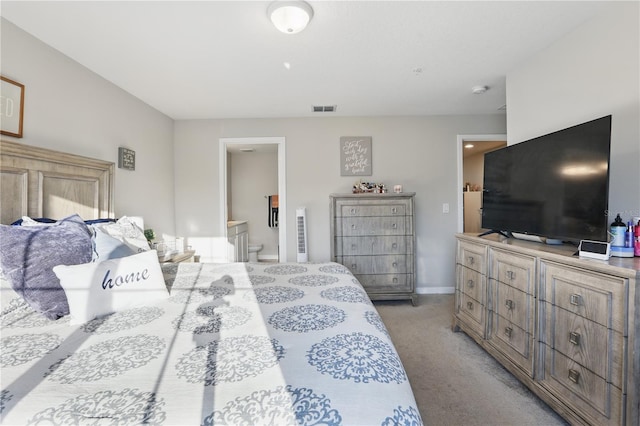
374,295,568,426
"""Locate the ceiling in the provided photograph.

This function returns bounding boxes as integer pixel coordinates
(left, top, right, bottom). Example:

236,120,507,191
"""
1,1,608,120
462,140,505,158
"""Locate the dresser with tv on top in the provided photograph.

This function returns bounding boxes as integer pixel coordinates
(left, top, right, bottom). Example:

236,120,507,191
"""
330,193,416,305
453,233,640,426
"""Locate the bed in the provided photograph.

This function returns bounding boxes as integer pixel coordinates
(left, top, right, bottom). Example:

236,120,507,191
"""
0,140,422,425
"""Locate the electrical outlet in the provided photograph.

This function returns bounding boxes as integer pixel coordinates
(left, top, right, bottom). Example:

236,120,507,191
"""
443,203,450,213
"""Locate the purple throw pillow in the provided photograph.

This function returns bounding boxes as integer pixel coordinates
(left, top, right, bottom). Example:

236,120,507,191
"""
0,214,93,319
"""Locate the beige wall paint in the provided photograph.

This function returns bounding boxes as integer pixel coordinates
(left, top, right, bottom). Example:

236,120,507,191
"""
507,2,640,222
463,152,485,191
174,115,506,292
0,19,176,237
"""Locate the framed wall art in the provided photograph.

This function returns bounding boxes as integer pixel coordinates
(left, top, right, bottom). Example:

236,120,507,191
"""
0,76,25,138
340,136,372,176
118,147,136,171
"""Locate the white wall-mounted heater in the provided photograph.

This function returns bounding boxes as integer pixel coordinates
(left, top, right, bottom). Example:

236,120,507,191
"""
296,207,308,262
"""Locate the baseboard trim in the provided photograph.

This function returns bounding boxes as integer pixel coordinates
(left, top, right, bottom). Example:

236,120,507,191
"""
416,286,455,295
258,254,279,261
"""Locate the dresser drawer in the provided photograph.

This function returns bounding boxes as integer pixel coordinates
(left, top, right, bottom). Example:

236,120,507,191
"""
492,279,532,332
540,343,623,425
341,217,410,236
336,236,410,256
338,203,407,217
357,274,411,292
489,312,533,376
457,240,486,275
457,290,485,337
541,261,626,332
491,249,535,295
457,265,486,304
340,255,411,274
541,302,624,389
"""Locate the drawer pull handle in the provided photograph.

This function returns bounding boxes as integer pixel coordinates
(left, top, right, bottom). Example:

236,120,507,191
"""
506,270,515,280
467,279,474,288
391,207,397,214
570,294,582,306
505,299,515,310
504,327,513,338
392,262,398,268
350,208,357,215
392,243,398,249
351,264,357,270
392,277,398,283
466,301,473,310
468,256,475,265
392,223,397,229
351,224,356,229
569,332,581,346
568,369,580,384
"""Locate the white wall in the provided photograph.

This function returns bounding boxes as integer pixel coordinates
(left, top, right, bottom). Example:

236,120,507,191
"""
230,150,279,259
0,19,176,237
507,2,640,222
174,115,506,293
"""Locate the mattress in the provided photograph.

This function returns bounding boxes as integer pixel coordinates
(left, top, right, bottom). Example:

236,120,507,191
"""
1,261,422,425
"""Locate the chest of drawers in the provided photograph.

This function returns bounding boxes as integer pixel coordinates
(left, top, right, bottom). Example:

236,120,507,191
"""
330,193,416,304
453,233,640,426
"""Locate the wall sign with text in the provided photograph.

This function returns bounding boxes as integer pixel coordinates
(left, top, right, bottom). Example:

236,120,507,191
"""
340,136,372,176
118,147,136,171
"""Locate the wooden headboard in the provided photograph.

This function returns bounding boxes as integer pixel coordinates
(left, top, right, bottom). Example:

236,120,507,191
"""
0,140,114,224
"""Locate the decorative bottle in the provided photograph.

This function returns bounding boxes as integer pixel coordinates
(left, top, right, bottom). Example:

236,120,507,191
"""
610,214,626,247
635,220,640,257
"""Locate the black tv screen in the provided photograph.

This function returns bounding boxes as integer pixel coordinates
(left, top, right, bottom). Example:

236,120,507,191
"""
481,115,611,243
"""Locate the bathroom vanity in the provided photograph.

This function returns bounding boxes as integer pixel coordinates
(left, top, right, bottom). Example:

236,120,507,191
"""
227,220,249,262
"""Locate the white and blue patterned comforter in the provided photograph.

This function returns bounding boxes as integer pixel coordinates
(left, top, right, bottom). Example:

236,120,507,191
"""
1,262,422,425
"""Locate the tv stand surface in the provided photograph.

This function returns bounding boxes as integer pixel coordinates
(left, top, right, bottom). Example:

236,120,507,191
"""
454,232,640,426
477,229,510,239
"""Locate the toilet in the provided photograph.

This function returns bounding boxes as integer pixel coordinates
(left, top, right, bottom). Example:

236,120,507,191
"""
248,244,263,262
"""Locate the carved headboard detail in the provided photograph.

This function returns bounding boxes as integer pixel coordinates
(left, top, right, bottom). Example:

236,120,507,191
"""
0,140,114,224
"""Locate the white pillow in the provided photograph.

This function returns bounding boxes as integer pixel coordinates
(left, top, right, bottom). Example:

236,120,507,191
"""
90,227,137,261
53,250,169,325
94,216,150,253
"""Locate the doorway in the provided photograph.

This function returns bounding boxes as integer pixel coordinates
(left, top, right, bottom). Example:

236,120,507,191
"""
219,137,287,262
456,135,507,233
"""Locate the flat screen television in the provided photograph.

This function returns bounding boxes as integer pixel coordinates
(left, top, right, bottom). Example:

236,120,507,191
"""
481,115,612,243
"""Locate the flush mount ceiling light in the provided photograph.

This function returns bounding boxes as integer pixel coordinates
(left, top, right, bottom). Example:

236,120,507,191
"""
268,1,314,34
471,85,489,95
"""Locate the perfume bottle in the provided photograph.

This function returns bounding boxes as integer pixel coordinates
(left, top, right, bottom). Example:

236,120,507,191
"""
626,221,634,248
635,220,640,257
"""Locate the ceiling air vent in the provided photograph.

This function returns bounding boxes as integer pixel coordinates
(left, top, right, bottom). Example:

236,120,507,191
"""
312,105,336,112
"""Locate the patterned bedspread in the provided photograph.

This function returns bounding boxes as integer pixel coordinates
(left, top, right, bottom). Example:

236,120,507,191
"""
1,262,422,425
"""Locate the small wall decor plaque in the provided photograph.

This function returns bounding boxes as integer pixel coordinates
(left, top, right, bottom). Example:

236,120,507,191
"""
118,147,135,170
0,76,25,138
340,136,372,176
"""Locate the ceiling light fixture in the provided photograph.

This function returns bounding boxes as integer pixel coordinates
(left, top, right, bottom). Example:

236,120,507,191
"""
471,85,489,95
268,1,314,34
464,144,474,149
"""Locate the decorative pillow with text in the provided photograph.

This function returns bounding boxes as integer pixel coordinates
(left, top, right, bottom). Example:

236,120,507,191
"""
53,250,169,324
